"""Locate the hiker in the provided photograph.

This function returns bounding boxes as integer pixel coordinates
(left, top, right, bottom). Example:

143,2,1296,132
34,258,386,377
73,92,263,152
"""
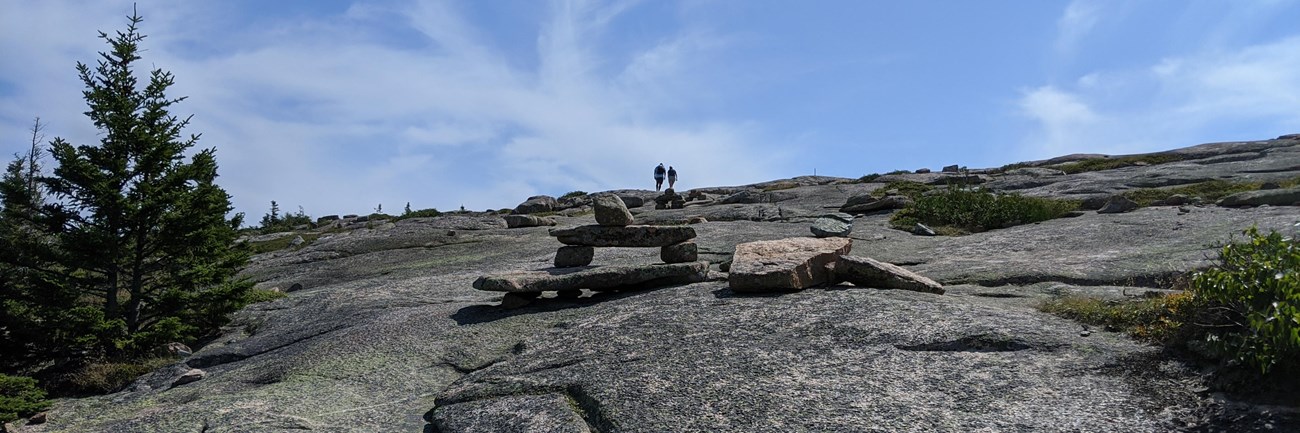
667,166,678,189
654,163,666,191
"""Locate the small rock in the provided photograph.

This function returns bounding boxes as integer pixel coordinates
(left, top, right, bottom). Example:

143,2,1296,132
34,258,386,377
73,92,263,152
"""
841,195,913,214
500,292,537,309
165,342,192,358
1178,206,1190,214
1097,196,1139,214
661,241,698,264
554,246,595,268
1154,194,1189,206
915,168,931,174
503,214,557,228
1080,330,1091,337
593,194,635,226
171,369,206,387
447,230,457,237
810,216,852,238
1260,182,1281,190
912,223,936,236
837,255,944,294
688,216,708,224
28,412,47,424
289,236,305,247
288,283,304,292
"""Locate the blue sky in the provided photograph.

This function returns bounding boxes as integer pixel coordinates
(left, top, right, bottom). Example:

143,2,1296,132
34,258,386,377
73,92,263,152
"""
2,0,1299,219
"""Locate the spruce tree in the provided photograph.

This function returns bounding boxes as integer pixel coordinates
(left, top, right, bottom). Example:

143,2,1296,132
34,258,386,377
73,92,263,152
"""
30,10,251,356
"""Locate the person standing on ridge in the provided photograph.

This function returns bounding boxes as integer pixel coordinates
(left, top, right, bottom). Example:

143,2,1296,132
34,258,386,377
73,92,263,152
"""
654,163,666,191
667,166,678,189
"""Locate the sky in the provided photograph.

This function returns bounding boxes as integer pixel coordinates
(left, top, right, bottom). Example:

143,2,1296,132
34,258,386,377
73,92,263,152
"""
2,0,1299,219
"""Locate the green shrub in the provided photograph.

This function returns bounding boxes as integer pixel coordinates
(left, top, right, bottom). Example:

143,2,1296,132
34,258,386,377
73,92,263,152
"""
1040,291,1201,343
1123,180,1260,206
0,374,49,423
247,233,321,254
857,173,881,183
560,191,588,199
399,208,442,219
1056,154,1185,174
1191,227,1300,374
889,188,1078,233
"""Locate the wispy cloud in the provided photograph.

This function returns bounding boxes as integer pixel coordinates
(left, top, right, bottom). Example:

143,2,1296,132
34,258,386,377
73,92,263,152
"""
1054,0,1101,57
0,0,778,218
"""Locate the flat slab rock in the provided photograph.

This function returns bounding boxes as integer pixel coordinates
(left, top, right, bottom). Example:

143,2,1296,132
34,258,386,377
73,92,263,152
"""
549,225,696,247
473,261,710,293
838,255,944,294
729,237,852,292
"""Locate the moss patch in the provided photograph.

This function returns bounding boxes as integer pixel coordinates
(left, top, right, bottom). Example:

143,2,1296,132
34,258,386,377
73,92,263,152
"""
1056,154,1185,174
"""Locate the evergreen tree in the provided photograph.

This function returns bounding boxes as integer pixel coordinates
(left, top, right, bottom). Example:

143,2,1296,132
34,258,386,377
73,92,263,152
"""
5,10,251,359
259,200,281,229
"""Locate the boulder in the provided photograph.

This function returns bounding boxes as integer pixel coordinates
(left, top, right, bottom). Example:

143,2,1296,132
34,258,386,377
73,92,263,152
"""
556,195,592,210
473,261,710,293
841,195,913,214
729,237,852,292
810,215,852,238
500,292,539,309
550,225,696,247
1217,187,1300,207
941,164,960,173
171,369,206,388
316,215,340,224
1097,196,1139,214
289,236,305,247
593,194,635,226
618,195,645,208
554,246,594,268
915,168,931,174
503,215,557,228
513,195,558,214
1153,194,1189,206
661,241,698,264
837,255,944,294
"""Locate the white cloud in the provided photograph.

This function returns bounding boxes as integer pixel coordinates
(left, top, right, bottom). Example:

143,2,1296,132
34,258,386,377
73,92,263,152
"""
0,0,778,218
1018,34,1300,159
1055,0,1101,56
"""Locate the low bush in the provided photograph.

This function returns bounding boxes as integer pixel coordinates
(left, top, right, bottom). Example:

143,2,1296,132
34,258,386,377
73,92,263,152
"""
0,374,49,423
1040,291,1202,343
889,188,1078,233
399,208,442,219
857,173,882,183
1122,179,1259,206
242,288,288,304
1192,227,1300,375
560,191,587,199
65,357,173,395
872,180,932,200
1056,154,1185,174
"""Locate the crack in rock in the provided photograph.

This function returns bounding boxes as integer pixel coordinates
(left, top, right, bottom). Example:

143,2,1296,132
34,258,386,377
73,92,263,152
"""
895,334,1036,353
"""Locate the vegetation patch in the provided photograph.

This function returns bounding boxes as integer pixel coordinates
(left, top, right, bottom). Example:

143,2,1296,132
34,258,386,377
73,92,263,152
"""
889,188,1078,234
0,374,49,423
1122,176,1300,206
872,180,933,200
65,357,173,396
247,233,322,254
1055,154,1185,174
1041,227,1300,378
399,208,443,220
560,191,588,199
242,288,288,304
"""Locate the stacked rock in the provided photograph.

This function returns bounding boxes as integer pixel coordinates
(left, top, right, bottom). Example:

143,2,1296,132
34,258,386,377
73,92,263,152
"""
549,194,698,267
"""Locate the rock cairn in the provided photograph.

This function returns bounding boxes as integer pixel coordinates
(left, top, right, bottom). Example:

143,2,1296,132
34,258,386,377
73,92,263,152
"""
653,188,686,210
473,193,708,306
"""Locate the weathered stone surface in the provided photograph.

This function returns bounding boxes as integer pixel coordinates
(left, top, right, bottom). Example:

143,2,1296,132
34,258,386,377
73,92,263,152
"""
550,225,696,247
1217,187,1300,207
841,195,912,213
810,215,852,238
592,194,635,226
504,214,557,228
718,190,797,205
1097,195,1139,214
837,255,944,294
556,194,591,210
554,246,594,268
729,237,852,292
661,241,698,263
618,195,644,208
513,195,558,214
942,164,960,173
1005,167,1066,177
474,261,710,293
432,393,591,433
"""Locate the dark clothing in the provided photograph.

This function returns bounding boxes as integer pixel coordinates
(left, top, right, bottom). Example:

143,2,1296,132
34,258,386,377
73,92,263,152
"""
667,168,677,182
654,165,666,180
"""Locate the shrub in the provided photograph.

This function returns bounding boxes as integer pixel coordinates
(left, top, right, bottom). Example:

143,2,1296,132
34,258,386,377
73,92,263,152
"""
0,374,49,423
1123,180,1259,206
399,208,442,220
65,357,172,395
872,180,932,200
1191,227,1300,375
889,188,1078,233
1056,154,1185,174
560,191,587,199
857,173,882,183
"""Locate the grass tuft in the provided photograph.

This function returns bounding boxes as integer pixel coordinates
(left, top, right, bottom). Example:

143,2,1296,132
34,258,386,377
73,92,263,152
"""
1056,154,1185,174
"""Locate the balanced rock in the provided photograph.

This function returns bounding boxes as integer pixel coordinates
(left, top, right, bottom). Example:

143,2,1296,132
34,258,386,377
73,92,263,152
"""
729,237,852,293
554,246,594,268
473,261,710,293
503,214,557,228
1097,195,1139,214
550,225,696,247
593,194,635,226
810,214,853,238
841,195,912,214
1217,187,1300,207
654,188,685,210
837,255,944,294
661,241,698,263
513,195,558,214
